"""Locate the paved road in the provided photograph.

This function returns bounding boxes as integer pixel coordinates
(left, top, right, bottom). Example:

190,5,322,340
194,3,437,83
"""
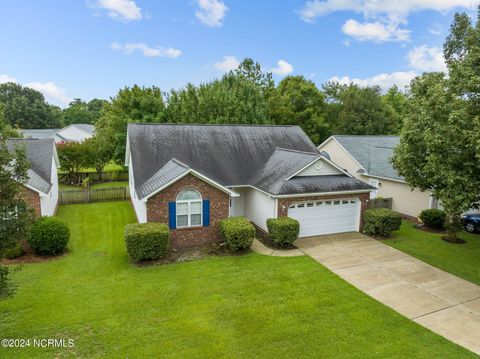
295,233,480,355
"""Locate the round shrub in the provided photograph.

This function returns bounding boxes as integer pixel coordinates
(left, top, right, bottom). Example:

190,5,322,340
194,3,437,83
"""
28,217,70,256
219,217,255,251
1,243,23,259
267,217,299,247
419,209,446,229
363,208,401,236
125,223,170,263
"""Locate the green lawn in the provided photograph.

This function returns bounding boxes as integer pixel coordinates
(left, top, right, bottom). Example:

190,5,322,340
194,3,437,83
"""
0,202,475,358
385,221,480,285
59,181,128,190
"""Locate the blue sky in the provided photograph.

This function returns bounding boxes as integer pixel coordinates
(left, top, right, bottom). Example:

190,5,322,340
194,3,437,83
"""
0,0,477,107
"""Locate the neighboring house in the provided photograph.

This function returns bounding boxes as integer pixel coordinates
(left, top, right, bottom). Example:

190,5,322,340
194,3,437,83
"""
125,124,373,248
20,124,95,143
318,135,436,218
7,138,60,216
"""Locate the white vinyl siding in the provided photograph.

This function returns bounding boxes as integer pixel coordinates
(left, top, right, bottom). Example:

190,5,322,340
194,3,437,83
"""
39,158,59,216
288,198,360,237
243,187,276,231
295,158,343,177
229,187,245,217
129,154,147,223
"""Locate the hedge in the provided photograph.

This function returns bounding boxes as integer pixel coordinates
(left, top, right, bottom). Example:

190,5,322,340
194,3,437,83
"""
267,217,299,247
1,243,23,259
219,217,255,251
363,208,401,236
124,223,170,262
28,217,70,256
419,209,446,229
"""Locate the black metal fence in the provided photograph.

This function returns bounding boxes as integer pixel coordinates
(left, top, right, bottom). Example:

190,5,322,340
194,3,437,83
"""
367,197,393,209
59,187,130,204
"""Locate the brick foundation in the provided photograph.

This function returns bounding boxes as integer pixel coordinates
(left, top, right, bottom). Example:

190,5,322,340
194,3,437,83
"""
277,193,370,231
19,186,41,217
146,174,229,249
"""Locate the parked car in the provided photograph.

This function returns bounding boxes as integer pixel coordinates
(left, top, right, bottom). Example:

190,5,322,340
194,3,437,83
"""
462,214,480,233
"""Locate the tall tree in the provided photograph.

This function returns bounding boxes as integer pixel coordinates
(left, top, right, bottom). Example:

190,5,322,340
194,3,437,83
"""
393,9,480,242
269,76,329,144
63,98,107,125
323,82,397,135
0,82,63,129
382,85,408,133
95,85,166,163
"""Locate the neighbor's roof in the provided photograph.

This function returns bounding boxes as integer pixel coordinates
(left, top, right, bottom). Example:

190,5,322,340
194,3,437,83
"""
20,129,60,139
332,135,403,182
128,124,373,198
56,124,95,142
7,138,57,194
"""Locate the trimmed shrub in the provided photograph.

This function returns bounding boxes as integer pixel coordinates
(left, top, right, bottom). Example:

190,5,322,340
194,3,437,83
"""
363,208,401,236
219,217,255,251
419,209,446,229
28,217,70,255
124,223,170,262
267,217,300,247
1,243,23,259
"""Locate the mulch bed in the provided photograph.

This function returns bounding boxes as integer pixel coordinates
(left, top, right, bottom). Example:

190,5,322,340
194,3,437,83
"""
414,224,446,234
256,235,296,250
0,241,66,264
136,243,250,267
441,236,467,244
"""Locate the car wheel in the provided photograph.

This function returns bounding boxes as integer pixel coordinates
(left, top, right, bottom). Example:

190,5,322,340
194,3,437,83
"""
465,223,475,233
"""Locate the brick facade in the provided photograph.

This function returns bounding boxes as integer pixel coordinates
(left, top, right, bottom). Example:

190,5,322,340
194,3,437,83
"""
146,174,229,249
277,192,370,231
19,185,41,217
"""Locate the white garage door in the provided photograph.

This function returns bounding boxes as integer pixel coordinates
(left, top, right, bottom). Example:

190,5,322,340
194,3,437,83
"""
288,198,361,237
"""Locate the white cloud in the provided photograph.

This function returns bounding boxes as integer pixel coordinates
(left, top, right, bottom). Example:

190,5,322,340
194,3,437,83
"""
25,82,72,107
90,0,142,22
0,74,17,84
298,0,477,23
270,60,294,76
298,0,476,43
330,71,417,91
214,56,239,72
342,19,410,42
429,23,443,36
408,45,446,72
111,42,182,58
195,0,228,27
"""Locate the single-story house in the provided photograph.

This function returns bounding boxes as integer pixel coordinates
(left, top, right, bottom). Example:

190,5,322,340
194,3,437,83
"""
21,124,95,143
7,138,60,216
318,135,438,218
125,124,373,248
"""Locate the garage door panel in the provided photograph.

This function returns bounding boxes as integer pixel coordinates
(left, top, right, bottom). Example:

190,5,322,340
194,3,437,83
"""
288,198,360,237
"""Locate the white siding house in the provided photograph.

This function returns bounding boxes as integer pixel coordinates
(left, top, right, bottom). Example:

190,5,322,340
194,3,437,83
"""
243,187,277,231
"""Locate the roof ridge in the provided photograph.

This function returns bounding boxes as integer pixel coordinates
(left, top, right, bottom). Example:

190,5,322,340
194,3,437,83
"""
274,147,319,155
170,157,190,168
129,123,299,128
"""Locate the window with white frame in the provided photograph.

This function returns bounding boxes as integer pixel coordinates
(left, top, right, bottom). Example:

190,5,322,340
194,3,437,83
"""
176,189,202,227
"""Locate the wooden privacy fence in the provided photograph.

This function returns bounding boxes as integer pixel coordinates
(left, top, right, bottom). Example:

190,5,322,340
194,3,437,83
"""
59,187,130,204
367,197,393,209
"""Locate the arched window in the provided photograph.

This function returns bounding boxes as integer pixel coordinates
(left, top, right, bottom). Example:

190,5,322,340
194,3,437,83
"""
176,189,202,227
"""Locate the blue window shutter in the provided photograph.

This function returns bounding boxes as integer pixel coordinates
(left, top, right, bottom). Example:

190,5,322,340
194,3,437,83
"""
203,200,210,226
168,202,176,229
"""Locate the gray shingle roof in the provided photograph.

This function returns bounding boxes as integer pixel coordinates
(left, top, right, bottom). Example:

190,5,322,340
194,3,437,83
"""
20,129,60,139
129,124,373,198
332,135,403,181
7,138,55,194
275,175,374,195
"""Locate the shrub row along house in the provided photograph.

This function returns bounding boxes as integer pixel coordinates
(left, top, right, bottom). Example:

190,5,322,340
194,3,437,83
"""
7,138,60,216
125,124,374,248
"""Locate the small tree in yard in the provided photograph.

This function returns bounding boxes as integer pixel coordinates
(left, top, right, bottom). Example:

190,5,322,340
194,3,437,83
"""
0,138,33,298
83,136,111,181
393,9,480,242
57,141,88,185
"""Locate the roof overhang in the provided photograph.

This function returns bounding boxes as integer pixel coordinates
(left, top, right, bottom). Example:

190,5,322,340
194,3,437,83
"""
285,155,352,181
359,172,406,184
141,168,240,202
275,189,372,199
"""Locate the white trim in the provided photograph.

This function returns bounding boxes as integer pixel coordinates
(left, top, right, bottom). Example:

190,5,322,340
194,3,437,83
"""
361,173,406,184
285,156,352,181
25,183,47,196
275,198,279,219
141,169,239,202
228,184,275,198
318,136,366,172
124,131,130,167
276,189,372,199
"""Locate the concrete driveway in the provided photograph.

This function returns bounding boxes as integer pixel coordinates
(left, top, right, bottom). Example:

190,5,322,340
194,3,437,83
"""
295,233,480,355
